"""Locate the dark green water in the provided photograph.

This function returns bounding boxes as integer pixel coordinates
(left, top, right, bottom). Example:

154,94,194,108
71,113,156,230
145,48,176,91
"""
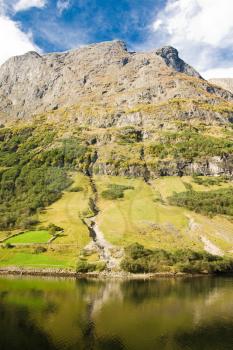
0,276,233,350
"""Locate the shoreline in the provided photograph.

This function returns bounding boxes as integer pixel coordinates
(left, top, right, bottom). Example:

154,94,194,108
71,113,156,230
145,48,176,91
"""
0,266,216,279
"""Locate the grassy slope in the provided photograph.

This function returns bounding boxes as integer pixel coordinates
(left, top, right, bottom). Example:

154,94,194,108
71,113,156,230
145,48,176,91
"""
96,176,233,254
39,173,91,247
1,174,233,269
0,173,91,269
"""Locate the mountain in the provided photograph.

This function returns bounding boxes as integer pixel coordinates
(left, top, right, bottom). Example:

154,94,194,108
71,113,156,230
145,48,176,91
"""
209,78,233,94
0,40,233,275
0,40,232,124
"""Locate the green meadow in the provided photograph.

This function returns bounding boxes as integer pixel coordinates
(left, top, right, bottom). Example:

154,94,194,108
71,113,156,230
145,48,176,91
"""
6,230,51,244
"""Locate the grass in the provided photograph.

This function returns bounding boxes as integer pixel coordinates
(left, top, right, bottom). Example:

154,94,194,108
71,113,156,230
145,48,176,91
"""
6,230,51,244
39,172,91,248
0,250,75,268
0,173,94,269
95,176,196,251
95,175,233,255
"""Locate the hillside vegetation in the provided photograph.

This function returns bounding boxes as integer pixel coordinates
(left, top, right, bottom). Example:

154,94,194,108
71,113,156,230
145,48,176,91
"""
0,41,233,273
0,120,232,273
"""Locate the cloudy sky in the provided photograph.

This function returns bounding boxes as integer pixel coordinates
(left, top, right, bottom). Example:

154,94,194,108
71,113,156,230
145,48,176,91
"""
0,0,233,78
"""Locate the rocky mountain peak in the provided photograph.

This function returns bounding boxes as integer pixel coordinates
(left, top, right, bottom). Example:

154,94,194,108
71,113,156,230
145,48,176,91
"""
0,40,232,125
155,46,202,79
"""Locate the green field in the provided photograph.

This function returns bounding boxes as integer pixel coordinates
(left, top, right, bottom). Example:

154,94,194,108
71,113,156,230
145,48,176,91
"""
0,250,76,268
6,230,51,244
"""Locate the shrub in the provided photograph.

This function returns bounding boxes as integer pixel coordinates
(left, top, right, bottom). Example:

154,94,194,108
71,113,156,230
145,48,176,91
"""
148,130,233,161
76,260,106,273
192,175,228,186
76,261,97,273
34,246,47,254
120,243,233,274
125,243,151,259
69,186,83,192
117,127,142,144
21,218,39,229
4,242,14,249
169,187,233,217
101,184,134,200
47,224,63,235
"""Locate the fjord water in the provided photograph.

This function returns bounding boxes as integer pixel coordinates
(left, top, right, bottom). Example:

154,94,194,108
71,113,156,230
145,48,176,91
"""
0,277,233,350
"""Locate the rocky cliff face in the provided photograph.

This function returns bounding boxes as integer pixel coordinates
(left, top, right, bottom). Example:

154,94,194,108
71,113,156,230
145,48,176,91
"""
0,40,232,126
155,46,202,79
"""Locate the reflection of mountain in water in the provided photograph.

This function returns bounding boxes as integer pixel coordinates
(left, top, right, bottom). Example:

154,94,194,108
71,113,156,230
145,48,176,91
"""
0,277,233,350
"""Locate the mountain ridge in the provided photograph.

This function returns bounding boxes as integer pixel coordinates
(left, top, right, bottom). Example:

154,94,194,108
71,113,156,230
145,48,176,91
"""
0,40,232,126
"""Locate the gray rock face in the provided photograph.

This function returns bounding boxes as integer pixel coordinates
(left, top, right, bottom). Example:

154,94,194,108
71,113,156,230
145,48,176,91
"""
155,46,202,79
0,40,232,124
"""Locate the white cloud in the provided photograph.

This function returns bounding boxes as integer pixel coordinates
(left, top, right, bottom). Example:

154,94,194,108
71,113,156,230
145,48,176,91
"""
148,0,233,78
57,0,71,15
0,1,40,65
202,67,233,80
14,0,46,12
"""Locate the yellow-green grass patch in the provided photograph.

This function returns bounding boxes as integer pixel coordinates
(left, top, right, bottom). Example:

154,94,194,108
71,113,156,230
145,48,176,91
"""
39,172,91,250
6,231,51,244
95,176,196,250
151,177,187,201
0,250,76,269
95,175,233,254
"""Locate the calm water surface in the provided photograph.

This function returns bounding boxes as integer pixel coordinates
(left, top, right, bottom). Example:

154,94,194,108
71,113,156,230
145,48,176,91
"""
0,276,233,350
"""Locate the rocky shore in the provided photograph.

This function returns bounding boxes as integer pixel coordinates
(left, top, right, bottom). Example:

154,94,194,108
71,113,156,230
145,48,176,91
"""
0,266,208,279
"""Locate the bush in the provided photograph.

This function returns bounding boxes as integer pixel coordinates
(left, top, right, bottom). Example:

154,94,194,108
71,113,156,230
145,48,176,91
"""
47,224,63,235
192,175,228,187
125,243,151,259
76,260,106,273
4,242,14,249
34,246,47,254
21,218,39,229
69,186,83,192
120,243,233,274
169,187,233,217
148,130,233,161
101,184,134,200
117,127,142,144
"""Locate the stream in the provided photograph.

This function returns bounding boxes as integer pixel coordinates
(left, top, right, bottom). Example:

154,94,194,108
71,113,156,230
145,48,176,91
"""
83,174,121,271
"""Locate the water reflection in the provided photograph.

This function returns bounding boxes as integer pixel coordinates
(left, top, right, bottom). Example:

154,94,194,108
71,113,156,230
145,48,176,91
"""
0,277,233,350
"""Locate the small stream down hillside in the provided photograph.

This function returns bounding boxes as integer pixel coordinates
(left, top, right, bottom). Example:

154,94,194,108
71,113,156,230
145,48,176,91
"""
83,174,121,271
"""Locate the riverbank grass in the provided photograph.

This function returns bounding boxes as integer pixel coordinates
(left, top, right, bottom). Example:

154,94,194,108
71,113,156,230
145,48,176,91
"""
0,249,77,269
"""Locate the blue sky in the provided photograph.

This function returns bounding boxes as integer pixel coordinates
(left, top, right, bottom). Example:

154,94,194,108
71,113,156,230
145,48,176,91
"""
1,0,233,78
13,0,164,53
